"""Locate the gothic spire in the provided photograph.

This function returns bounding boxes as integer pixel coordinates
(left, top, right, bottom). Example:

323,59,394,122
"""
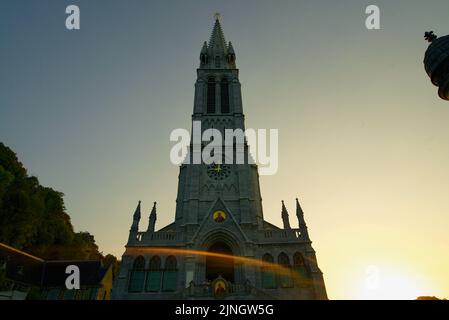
228,41,235,55
209,14,227,52
281,200,291,230
147,201,157,232
296,198,310,240
150,201,157,215
199,14,236,69
133,200,141,220
295,198,303,217
201,41,208,54
129,200,141,243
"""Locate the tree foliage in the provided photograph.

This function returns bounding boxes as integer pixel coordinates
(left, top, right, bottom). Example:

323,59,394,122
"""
0,142,107,261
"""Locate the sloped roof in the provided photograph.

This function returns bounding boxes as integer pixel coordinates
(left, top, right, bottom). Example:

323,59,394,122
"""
41,260,109,287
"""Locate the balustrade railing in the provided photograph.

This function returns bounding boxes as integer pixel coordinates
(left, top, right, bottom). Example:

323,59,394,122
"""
260,228,302,242
134,231,182,244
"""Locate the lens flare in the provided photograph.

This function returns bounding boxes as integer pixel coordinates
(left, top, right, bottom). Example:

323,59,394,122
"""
125,247,312,283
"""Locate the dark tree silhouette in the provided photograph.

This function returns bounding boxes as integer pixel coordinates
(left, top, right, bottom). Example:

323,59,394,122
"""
0,142,113,261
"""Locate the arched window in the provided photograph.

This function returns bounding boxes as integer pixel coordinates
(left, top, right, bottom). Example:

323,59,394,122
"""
293,252,311,288
128,256,145,292
162,255,178,292
145,256,162,292
278,253,293,288
220,78,230,113
207,78,216,113
261,253,276,289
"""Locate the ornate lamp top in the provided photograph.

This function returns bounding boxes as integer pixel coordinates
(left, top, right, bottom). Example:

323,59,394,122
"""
424,31,438,43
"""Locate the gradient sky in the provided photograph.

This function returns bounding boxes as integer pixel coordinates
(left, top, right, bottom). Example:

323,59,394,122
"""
1,0,449,300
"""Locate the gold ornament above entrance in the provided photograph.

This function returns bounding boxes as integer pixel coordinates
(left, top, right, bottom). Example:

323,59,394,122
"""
213,210,226,223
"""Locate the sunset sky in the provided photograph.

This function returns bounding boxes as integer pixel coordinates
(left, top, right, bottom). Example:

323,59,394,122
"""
1,0,449,299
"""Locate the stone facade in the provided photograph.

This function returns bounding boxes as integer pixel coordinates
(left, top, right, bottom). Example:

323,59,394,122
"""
112,17,327,300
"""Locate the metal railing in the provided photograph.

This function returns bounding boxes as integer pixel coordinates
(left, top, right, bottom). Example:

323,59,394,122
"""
183,281,251,299
134,231,182,244
259,229,302,243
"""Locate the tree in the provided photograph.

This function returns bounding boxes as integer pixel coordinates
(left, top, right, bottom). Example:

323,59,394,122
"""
0,142,115,262
103,254,121,279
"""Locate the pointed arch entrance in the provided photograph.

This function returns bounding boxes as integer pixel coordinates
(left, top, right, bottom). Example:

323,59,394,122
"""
206,242,234,282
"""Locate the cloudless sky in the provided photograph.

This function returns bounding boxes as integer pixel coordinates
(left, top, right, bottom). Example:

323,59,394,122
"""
1,0,449,299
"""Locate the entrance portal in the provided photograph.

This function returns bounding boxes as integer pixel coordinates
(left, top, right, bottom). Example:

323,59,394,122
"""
206,242,235,282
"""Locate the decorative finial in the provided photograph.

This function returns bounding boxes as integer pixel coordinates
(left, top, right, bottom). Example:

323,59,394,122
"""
214,12,221,21
150,201,157,216
424,31,437,43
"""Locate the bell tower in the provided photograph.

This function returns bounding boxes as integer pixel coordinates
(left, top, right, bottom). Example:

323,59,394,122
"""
174,14,265,233
113,15,328,300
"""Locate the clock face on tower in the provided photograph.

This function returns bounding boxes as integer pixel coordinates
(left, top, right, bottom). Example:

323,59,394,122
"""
207,163,231,181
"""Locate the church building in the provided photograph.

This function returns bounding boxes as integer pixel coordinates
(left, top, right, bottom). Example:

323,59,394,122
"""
112,16,327,300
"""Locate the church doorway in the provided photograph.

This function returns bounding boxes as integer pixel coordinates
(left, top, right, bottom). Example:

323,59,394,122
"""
206,242,235,282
